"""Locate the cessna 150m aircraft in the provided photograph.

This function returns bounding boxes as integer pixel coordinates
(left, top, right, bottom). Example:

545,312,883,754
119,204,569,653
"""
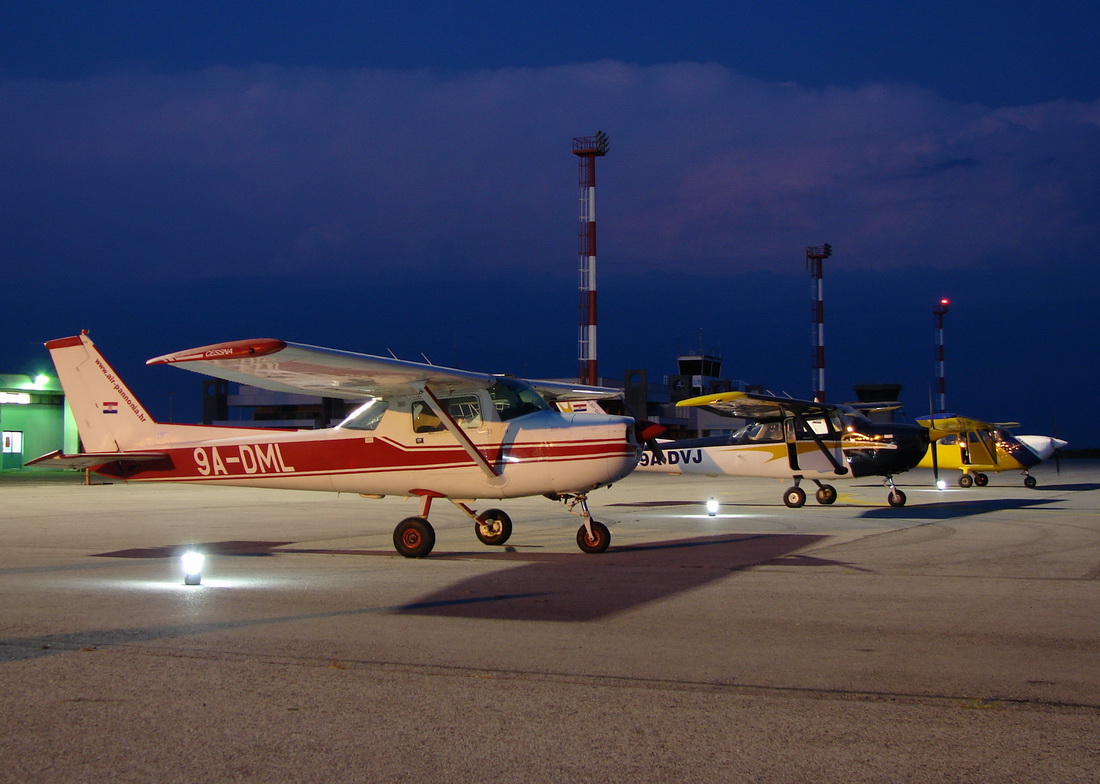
915,414,1066,488
28,332,643,557
635,391,933,507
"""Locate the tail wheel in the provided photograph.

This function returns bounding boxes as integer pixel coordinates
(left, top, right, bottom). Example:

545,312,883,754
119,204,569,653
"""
577,520,611,554
815,485,838,505
1024,475,1038,488
393,517,435,558
783,487,807,508
974,473,989,487
474,508,513,546
887,489,907,507
958,474,974,488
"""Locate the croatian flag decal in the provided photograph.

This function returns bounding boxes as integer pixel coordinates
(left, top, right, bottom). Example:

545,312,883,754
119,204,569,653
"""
103,401,119,414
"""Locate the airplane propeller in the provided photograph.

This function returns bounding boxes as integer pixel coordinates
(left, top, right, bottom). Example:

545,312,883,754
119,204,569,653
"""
927,391,942,488
637,419,667,463
1053,418,1062,475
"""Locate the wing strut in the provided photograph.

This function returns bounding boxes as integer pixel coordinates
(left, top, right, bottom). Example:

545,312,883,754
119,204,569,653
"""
417,385,501,481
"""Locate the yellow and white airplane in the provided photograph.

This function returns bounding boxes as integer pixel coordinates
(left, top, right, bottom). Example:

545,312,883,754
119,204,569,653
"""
636,391,933,507
915,414,1066,488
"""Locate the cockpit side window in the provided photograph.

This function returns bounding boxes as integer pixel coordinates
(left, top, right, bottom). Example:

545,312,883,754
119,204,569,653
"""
489,378,550,421
730,421,784,444
411,394,482,433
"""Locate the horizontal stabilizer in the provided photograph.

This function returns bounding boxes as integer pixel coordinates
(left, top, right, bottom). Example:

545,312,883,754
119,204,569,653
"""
25,449,170,470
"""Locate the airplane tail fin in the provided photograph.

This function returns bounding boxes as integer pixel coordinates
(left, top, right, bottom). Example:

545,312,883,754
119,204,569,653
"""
45,332,159,452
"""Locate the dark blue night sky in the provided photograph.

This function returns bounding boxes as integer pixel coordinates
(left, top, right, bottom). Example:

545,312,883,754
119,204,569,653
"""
3,1,1099,445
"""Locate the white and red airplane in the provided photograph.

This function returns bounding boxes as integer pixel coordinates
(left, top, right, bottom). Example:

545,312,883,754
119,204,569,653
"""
28,332,643,557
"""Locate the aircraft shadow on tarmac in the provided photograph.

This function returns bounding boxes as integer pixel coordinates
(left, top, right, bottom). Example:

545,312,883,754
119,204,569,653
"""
858,496,1064,521
93,533,839,623
396,533,835,622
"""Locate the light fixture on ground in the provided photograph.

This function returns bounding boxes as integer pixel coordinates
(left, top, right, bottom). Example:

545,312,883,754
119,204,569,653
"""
706,497,720,516
181,550,205,585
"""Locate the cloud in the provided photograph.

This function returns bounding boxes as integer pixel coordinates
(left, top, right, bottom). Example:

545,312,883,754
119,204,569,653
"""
2,61,1099,283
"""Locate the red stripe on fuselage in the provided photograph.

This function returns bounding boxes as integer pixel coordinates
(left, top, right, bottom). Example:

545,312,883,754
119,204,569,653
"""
93,434,634,483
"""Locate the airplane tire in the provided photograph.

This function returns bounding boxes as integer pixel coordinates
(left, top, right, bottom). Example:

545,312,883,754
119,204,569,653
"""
958,474,973,488
577,520,611,554
1024,475,1038,488
394,517,436,558
783,487,806,508
974,473,989,487
815,485,838,505
887,489,907,507
474,509,513,546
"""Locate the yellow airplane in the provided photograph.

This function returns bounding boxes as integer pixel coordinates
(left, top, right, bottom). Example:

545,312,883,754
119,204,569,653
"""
915,414,1066,488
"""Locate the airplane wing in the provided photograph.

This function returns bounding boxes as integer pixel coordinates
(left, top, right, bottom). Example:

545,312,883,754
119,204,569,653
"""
25,450,169,470
675,390,833,420
147,339,496,399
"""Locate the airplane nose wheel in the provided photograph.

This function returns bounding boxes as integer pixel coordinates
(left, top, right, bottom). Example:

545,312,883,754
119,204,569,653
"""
887,489,907,507
474,508,513,546
815,484,837,505
394,516,436,558
1024,474,1037,488
577,520,611,554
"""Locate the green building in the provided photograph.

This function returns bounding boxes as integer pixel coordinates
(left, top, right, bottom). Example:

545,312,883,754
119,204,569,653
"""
0,373,77,470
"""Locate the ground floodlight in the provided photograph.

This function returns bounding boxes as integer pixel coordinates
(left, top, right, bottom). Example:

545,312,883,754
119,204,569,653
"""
181,550,205,585
706,497,720,516
936,479,947,491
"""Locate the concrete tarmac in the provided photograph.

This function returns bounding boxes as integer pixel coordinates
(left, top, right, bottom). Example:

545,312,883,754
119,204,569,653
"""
1,462,1098,783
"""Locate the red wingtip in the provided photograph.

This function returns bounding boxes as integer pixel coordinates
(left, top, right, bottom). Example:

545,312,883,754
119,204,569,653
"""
147,339,287,365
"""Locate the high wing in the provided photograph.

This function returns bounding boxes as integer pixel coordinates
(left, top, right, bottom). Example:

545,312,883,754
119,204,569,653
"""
675,390,833,420
147,338,496,399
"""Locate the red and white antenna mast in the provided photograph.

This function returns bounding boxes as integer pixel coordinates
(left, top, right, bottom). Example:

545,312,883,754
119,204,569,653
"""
805,243,832,403
933,298,950,413
573,131,608,386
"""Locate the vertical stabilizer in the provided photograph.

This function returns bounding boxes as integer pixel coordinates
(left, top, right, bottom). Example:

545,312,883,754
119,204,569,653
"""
45,332,158,452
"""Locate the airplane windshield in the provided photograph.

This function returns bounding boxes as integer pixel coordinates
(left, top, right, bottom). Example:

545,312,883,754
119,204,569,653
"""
489,378,551,421
337,398,390,431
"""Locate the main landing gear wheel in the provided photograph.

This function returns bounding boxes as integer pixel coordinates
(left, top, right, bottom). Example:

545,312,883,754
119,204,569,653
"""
577,520,611,554
1024,475,1038,488
958,474,974,488
783,486,807,508
393,516,435,558
474,508,513,546
974,473,989,487
815,485,838,505
887,489,907,507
